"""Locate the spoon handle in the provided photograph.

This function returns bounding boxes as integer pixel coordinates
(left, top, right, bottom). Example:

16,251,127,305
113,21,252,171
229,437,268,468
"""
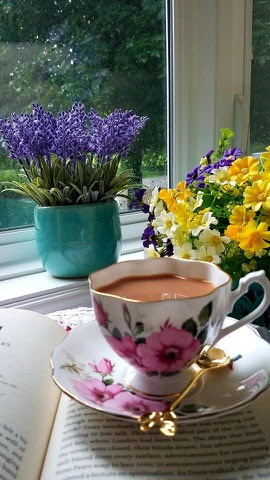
169,368,204,412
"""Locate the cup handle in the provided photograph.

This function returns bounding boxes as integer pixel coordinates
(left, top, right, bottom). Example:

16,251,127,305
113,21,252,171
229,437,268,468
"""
214,270,270,344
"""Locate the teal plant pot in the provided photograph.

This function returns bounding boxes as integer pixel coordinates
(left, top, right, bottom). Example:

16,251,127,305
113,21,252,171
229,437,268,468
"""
34,201,122,278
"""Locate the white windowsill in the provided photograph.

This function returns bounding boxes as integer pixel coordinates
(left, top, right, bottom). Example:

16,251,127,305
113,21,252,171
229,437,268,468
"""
0,249,144,314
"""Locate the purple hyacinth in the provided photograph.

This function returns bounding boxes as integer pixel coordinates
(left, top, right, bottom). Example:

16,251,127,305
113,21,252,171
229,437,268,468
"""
0,104,56,164
52,103,91,164
0,103,148,168
141,225,156,248
0,118,27,163
89,109,148,162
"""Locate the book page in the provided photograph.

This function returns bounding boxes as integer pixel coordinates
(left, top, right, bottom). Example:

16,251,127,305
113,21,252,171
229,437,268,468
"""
41,391,270,480
0,308,66,480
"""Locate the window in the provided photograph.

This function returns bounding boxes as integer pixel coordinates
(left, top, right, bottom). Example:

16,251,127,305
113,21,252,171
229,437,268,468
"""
0,0,254,283
250,0,270,152
0,0,167,231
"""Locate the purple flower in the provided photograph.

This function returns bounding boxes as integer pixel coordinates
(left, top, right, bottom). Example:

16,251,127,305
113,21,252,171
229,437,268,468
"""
141,225,156,248
186,164,200,186
52,103,91,164
205,149,214,161
129,188,148,210
165,240,174,257
223,147,242,158
89,109,148,162
0,104,56,164
0,103,149,171
215,147,242,168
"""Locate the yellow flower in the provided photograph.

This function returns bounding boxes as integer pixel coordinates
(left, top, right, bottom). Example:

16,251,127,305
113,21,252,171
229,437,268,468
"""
225,224,243,241
174,201,191,229
262,170,270,182
237,221,270,252
255,249,267,258
189,210,218,236
159,183,192,213
244,251,254,259
262,208,270,226
158,189,178,212
264,158,270,171
260,147,270,165
228,156,260,184
175,181,192,202
260,150,270,178
144,245,160,258
171,226,188,246
229,206,255,225
242,263,252,273
243,180,270,211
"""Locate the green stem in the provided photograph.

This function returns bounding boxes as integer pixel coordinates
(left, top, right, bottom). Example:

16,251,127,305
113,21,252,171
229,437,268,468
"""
210,186,221,209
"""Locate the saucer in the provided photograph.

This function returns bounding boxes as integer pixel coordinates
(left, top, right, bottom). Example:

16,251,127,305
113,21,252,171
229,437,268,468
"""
51,317,270,424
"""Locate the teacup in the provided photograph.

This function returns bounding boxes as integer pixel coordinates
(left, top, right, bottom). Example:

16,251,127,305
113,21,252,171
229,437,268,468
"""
89,258,270,396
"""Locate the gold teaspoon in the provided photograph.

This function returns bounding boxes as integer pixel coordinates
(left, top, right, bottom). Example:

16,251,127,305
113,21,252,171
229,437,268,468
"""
138,347,231,436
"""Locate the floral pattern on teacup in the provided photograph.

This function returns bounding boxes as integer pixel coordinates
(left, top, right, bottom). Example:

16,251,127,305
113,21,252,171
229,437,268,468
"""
93,299,213,376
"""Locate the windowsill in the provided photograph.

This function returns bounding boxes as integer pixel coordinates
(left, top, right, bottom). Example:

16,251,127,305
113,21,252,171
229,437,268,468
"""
0,249,144,314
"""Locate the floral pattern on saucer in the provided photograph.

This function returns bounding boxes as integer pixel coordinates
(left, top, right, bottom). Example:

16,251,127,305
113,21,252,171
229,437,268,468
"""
60,352,208,416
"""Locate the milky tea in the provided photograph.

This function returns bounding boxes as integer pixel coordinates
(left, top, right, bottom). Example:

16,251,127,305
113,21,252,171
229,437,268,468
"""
97,274,215,301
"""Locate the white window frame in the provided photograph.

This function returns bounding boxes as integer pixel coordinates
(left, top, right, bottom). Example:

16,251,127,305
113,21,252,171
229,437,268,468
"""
0,0,253,311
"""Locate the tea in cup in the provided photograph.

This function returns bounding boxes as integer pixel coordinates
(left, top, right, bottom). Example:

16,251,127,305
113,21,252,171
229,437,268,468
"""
89,258,270,396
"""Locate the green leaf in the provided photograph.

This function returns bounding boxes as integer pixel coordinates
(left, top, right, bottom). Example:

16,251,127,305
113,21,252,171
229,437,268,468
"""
133,321,144,336
103,378,114,385
197,328,208,344
182,318,197,336
198,302,212,326
112,327,122,340
122,304,132,329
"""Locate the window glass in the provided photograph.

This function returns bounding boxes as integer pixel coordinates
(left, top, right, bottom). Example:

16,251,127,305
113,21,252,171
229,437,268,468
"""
250,0,270,152
0,0,167,231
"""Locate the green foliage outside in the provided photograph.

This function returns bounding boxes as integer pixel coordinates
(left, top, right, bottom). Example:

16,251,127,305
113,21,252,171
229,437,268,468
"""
0,0,167,228
250,0,270,151
0,0,167,186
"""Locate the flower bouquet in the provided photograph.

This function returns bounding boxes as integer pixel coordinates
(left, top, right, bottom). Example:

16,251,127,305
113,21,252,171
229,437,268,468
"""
134,129,270,325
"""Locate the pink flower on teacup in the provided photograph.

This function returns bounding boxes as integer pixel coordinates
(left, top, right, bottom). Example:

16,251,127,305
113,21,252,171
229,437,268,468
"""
136,327,201,373
104,391,167,415
93,297,108,326
88,358,114,375
71,378,123,405
105,335,143,368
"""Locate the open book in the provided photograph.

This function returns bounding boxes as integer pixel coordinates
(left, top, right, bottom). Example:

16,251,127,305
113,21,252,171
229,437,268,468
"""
1,307,270,480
